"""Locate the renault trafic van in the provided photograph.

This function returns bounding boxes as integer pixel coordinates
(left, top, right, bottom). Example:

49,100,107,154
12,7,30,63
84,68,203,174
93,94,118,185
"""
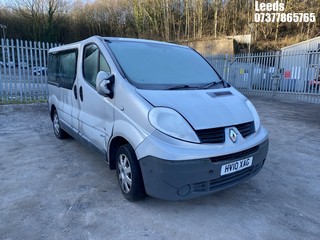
48,36,269,201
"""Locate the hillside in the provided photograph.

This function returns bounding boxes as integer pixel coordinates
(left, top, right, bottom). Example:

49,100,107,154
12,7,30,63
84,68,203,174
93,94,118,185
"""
0,0,319,53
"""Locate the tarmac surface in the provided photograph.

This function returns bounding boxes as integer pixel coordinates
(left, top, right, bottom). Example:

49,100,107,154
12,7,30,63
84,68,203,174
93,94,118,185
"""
0,95,320,240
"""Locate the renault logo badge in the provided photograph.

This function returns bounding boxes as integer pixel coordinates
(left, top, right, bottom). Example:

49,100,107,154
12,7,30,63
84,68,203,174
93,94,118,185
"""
229,129,237,143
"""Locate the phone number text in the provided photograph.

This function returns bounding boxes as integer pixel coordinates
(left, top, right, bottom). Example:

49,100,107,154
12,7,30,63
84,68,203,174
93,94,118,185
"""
254,13,316,23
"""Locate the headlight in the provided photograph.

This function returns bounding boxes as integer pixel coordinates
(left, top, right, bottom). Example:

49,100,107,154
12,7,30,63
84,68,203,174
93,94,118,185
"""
245,99,261,131
148,107,200,143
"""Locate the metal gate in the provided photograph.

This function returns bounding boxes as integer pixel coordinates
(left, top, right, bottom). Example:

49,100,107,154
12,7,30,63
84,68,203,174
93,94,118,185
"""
1,38,320,103
0,38,58,102
206,51,320,103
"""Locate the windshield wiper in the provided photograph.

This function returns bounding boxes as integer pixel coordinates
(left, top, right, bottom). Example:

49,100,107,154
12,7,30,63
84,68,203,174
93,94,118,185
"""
202,80,223,89
168,85,200,90
168,81,225,90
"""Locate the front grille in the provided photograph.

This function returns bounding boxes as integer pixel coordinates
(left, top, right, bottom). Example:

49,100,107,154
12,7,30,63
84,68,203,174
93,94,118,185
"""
236,121,255,138
195,127,225,143
195,121,255,144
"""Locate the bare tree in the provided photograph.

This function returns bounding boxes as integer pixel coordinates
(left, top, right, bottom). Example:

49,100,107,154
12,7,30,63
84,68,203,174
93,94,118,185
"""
1,0,318,51
12,0,68,41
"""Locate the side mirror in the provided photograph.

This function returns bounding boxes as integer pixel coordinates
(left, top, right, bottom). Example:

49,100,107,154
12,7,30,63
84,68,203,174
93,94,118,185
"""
96,71,115,98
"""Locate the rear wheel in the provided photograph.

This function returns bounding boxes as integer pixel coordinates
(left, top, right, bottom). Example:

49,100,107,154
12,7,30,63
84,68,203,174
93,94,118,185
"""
52,110,67,139
116,144,145,201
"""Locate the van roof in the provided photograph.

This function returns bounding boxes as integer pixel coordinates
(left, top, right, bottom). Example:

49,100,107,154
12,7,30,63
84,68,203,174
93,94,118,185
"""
49,36,188,53
49,41,81,53
103,37,184,47
105,37,189,50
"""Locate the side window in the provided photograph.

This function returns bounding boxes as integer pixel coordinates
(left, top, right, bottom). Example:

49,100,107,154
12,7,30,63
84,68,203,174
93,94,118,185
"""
48,53,58,84
58,51,77,89
48,49,77,89
83,44,111,87
100,53,110,73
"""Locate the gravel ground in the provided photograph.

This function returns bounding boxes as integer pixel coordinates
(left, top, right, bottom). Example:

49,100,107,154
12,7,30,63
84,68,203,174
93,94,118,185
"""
0,95,320,240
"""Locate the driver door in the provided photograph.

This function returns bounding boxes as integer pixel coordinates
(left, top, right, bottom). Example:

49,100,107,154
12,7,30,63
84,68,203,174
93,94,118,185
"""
76,43,114,156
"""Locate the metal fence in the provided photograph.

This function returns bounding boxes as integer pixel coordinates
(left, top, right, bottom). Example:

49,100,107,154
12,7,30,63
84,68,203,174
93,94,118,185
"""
205,50,320,103
0,38,320,103
0,38,57,102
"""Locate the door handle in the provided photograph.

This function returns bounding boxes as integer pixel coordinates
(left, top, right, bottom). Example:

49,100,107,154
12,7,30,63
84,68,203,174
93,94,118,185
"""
73,85,77,99
79,86,83,101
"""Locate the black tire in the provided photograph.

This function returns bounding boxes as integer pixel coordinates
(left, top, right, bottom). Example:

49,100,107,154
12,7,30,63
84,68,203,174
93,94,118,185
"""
116,144,146,201
52,109,68,139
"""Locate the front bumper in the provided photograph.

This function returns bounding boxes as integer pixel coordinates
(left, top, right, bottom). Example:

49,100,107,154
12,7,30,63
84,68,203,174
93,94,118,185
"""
139,139,269,201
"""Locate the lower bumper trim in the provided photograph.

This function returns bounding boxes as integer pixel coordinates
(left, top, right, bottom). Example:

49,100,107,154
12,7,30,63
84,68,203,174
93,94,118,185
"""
139,139,269,201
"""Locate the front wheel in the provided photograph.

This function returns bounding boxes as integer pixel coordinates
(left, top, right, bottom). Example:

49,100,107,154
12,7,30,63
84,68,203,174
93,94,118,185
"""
52,110,67,139
116,144,145,201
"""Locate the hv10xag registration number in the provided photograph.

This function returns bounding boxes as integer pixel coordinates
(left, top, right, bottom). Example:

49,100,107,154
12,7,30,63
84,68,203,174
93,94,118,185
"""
220,157,253,176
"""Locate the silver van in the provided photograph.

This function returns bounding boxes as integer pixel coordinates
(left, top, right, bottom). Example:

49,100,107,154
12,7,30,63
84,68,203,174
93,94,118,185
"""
48,36,269,201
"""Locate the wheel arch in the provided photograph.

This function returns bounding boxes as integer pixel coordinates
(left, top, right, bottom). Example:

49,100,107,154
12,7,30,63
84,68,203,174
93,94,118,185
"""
108,119,149,170
108,136,130,170
50,104,57,122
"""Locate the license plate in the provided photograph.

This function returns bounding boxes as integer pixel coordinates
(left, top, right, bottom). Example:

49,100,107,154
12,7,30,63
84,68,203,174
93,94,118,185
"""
220,157,253,176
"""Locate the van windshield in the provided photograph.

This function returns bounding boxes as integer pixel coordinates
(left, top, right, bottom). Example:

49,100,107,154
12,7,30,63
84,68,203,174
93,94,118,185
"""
107,40,222,90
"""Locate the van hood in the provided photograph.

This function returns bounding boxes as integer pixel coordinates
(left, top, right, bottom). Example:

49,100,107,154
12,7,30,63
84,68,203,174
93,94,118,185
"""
136,88,253,130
